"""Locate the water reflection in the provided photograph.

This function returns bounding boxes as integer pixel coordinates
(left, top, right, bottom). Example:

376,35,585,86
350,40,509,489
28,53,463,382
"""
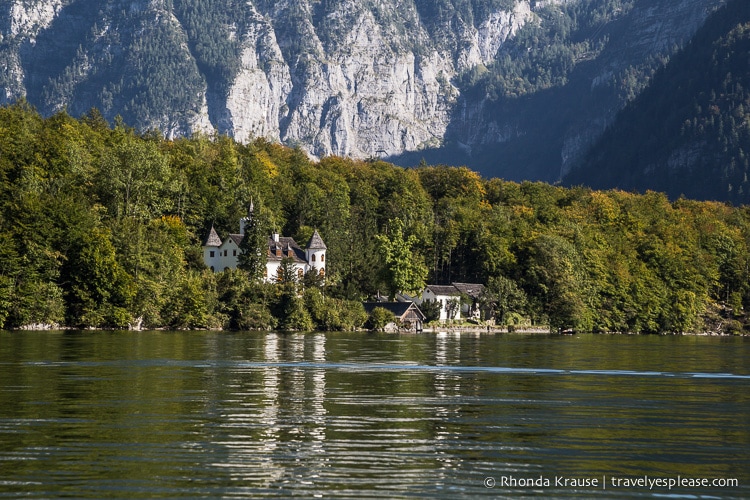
209,333,332,492
0,331,748,498
258,332,282,483
433,333,464,491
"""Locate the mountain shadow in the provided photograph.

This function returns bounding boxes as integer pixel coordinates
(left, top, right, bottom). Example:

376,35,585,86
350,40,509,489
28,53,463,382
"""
565,0,750,204
390,0,727,185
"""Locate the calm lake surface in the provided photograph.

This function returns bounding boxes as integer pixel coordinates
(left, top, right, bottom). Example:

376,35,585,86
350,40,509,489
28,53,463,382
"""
0,331,748,498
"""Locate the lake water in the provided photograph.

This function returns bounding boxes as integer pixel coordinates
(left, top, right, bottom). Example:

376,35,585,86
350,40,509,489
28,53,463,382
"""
0,331,748,498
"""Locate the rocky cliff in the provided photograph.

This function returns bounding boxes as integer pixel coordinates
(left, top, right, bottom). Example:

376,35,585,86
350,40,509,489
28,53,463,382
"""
0,0,726,177
418,0,728,181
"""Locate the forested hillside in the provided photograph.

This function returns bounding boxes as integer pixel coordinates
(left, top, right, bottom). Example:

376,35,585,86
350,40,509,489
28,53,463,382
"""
407,0,728,182
567,0,750,203
2,103,750,333
1,0,723,182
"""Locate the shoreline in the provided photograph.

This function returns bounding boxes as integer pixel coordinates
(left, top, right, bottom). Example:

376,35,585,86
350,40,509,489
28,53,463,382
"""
9,324,748,336
419,326,748,336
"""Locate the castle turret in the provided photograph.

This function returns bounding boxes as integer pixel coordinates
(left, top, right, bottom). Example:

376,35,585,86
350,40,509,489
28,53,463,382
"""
306,230,327,276
202,225,222,272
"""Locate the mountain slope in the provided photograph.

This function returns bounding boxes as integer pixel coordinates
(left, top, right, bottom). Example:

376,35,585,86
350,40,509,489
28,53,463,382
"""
0,0,725,179
565,0,750,203
392,0,727,182
4,0,522,151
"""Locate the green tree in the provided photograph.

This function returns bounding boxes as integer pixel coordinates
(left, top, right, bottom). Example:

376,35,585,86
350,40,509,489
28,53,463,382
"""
482,275,528,325
375,218,428,298
521,234,593,331
66,227,135,328
217,269,276,330
276,256,299,286
97,136,176,221
302,267,325,289
420,299,442,323
163,270,219,329
274,288,313,331
303,287,368,331
238,202,270,280
445,298,461,321
368,306,396,331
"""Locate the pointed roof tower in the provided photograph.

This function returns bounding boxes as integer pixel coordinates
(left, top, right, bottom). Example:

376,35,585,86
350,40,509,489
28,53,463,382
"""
306,229,327,250
240,200,254,235
203,225,222,247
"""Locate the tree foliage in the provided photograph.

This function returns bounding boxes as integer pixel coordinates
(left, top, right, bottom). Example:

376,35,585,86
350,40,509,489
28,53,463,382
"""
237,202,270,280
368,307,396,332
375,218,429,298
0,102,749,333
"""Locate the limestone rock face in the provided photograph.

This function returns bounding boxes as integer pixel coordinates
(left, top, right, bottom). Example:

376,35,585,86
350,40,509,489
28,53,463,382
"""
7,0,62,37
0,0,727,172
0,0,63,100
217,0,528,158
218,7,292,143
0,0,533,158
458,1,533,69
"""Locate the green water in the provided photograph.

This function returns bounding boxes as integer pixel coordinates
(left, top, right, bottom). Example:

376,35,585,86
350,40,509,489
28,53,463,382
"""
0,331,748,498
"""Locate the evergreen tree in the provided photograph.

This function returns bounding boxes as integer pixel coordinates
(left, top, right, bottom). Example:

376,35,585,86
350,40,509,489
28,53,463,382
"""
237,201,270,280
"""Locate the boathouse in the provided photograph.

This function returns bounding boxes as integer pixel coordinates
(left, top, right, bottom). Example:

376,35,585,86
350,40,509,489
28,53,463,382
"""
362,301,426,332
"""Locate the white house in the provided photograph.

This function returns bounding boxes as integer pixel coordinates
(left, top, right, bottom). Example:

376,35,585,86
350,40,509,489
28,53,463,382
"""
452,282,485,319
202,209,326,282
410,283,486,323
419,285,463,322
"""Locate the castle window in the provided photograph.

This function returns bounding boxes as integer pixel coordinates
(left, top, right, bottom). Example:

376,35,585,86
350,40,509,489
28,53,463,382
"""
233,250,236,256
210,251,215,258
321,254,325,262
319,268,325,277
298,269,304,279
311,254,316,262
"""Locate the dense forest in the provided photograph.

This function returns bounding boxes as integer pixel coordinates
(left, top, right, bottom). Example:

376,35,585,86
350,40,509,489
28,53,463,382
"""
2,101,750,333
567,0,750,204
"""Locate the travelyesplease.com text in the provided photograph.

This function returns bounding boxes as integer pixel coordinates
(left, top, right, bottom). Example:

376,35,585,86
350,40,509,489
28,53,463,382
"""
484,475,739,491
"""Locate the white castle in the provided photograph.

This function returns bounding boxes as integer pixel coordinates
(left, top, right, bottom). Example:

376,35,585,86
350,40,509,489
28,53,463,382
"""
202,205,326,282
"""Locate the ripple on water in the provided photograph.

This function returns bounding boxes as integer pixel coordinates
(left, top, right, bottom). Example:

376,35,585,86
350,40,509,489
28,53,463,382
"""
0,332,748,498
